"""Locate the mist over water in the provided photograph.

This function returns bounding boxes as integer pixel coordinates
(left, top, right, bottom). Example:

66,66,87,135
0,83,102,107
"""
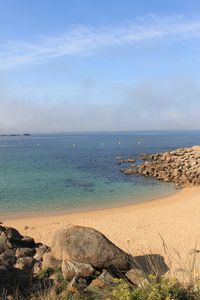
0,131,200,218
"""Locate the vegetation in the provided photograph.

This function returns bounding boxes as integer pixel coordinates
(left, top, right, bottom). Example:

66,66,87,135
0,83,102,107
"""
3,272,200,300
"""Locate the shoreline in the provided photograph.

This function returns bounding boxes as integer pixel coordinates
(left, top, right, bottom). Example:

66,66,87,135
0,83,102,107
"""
1,185,177,221
4,187,200,246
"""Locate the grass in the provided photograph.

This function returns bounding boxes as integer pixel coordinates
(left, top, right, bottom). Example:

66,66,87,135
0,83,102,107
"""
27,276,200,299
2,271,200,300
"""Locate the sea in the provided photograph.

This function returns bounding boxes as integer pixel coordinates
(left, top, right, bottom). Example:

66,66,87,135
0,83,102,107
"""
1,131,200,218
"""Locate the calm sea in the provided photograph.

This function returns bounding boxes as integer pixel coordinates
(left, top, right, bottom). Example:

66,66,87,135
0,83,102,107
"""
1,131,200,218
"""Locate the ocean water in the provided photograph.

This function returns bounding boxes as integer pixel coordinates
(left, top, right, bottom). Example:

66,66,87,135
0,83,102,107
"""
0,131,200,218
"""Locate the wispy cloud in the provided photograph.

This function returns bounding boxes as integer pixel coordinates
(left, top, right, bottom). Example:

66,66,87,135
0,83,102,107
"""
1,14,200,69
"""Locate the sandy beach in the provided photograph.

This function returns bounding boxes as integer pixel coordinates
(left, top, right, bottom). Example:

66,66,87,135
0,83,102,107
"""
3,187,200,276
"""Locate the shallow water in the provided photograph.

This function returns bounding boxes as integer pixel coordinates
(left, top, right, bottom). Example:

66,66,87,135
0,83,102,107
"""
0,131,200,217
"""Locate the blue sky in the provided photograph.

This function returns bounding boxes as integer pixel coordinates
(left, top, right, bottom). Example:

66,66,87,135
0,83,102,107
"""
1,0,200,133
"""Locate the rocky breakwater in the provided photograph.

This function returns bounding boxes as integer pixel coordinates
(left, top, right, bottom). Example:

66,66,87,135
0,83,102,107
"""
123,146,200,187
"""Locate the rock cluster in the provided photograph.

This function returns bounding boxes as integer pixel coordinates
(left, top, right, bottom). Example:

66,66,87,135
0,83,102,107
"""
0,224,168,297
0,225,48,286
43,225,134,287
122,146,200,187
50,225,131,270
44,225,167,292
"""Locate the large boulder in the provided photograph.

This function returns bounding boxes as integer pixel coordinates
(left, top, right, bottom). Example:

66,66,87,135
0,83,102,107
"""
50,225,131,270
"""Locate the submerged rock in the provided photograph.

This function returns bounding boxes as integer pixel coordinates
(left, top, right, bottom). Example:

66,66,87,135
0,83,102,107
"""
65,178,95,189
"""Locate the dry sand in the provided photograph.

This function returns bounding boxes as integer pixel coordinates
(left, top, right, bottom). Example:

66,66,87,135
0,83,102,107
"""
4,187,200,276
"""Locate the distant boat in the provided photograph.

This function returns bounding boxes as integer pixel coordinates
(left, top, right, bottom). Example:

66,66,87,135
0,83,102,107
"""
23,133,31,136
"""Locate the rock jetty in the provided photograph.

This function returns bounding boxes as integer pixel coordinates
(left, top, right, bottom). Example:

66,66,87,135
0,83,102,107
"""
122,146,200,187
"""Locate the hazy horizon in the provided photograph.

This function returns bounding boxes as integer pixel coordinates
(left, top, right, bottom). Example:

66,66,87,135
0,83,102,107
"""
1,0,200,133
2,129,200,136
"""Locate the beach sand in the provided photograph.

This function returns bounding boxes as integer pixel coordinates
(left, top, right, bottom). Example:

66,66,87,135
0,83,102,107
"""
4,187,200,277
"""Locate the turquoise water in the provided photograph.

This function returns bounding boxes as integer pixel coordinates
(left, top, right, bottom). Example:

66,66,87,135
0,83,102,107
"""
1,131,200,218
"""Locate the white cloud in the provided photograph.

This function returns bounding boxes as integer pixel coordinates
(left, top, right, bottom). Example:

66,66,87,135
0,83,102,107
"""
1,14,200,69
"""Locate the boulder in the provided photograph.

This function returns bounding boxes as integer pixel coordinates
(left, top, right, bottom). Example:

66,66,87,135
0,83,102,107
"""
0,234,12,252
125,268,147,286
88,269,114,289
34,244,48,261
124,168,137,175
61,260,94,280
15,257,34,273
42,252,61,269
20,236,35,248
0,250,15,269
16,247,36,258
2,226,22,242
50,225,131,270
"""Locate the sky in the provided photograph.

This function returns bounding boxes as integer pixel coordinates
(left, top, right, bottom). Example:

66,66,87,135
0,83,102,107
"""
1,0,200,133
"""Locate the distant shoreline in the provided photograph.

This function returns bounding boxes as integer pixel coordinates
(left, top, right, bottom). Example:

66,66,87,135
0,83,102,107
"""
0,133,31,136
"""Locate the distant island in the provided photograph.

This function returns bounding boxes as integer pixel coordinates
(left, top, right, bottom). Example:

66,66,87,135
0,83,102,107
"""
0,133,31,136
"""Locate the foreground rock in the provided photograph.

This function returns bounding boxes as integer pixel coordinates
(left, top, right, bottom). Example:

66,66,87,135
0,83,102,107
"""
122,146,200,187
0,224,170,298
88,269,115,289
50,225,132,271
62,260,94,280
0,225,49,285
125,268,147,286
